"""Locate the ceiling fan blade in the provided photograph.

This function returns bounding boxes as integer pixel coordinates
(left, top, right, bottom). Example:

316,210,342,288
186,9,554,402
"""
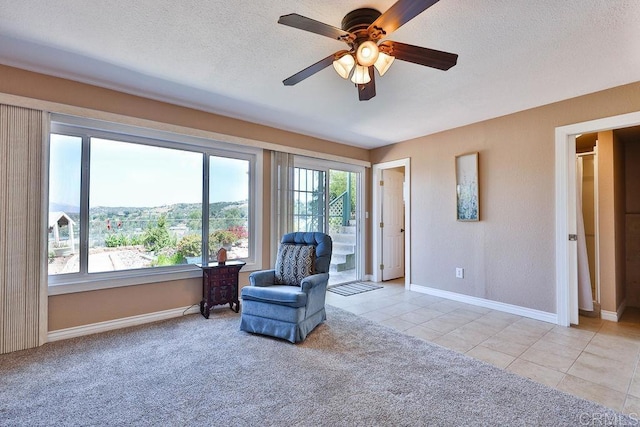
283,54,336,86
357,67,376,101
368,0,440,39
379,41,458,70
278,14,354,41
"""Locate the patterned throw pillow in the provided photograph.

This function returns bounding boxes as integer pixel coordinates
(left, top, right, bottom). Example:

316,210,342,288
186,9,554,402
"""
274,244,315,286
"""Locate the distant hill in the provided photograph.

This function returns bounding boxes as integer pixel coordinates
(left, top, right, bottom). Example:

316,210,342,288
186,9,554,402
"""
87,201,247,234
49,201,247,237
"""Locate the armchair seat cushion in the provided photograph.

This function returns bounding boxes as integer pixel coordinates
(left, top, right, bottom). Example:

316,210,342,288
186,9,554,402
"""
241,285,308,308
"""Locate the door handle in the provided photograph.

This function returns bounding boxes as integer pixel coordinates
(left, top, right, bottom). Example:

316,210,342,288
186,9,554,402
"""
400,228,405,233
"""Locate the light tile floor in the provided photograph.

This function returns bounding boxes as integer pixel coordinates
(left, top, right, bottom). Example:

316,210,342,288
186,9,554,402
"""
326,280,640,416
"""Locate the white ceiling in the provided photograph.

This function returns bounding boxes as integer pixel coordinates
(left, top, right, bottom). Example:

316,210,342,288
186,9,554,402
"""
0,0,639,149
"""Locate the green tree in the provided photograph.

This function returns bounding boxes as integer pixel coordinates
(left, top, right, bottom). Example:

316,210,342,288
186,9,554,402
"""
223,207,245,229
329,171,356,212
187,210,202,231
142,215,173,252
177,234,202,257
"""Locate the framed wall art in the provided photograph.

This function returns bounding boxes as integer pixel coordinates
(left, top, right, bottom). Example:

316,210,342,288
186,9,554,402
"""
455,152,479,221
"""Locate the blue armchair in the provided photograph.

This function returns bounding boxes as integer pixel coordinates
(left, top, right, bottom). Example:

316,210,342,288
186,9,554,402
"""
240,232,332,343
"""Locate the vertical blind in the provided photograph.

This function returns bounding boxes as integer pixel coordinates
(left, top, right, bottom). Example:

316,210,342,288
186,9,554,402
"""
0,104,46,354
270,151,294,265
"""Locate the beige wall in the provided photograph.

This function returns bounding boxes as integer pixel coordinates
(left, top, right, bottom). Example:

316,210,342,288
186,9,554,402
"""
0,65,370,331
48,278,200,331
371,82,640,313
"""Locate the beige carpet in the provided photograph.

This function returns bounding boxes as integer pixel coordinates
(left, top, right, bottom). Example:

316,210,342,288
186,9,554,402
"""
0,305,634,426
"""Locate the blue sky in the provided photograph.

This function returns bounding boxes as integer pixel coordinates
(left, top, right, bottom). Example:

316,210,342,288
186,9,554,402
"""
49,134,81,209
49,135,249,209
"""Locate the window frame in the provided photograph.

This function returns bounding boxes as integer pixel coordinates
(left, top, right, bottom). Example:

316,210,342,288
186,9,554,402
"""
47,115,262,295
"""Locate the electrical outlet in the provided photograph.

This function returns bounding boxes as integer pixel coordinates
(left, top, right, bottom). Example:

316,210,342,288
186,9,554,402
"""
455,268,464,279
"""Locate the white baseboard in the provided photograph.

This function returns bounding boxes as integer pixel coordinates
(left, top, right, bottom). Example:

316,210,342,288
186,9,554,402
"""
47,304,201,342
410,284,558,324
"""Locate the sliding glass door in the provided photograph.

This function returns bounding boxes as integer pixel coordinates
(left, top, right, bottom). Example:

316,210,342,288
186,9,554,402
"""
293,158,363,286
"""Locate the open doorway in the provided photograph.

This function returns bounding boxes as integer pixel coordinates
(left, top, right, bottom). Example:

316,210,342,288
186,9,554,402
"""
372,158,411,288
555,112,640,326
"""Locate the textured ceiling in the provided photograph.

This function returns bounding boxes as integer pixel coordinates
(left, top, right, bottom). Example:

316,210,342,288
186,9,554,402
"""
0,1,639,149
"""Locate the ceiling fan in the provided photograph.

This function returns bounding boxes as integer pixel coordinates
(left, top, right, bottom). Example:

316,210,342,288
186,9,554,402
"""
278,0,458,101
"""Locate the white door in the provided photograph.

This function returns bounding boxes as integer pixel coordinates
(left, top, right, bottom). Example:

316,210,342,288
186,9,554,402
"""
382,169,405,280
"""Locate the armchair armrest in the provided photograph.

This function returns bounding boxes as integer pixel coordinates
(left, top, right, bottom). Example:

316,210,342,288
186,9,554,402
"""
300,273,329,292
249,269,276,287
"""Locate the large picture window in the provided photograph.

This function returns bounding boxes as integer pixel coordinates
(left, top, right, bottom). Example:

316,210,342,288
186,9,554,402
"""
87,139,203,273
48,117,260,291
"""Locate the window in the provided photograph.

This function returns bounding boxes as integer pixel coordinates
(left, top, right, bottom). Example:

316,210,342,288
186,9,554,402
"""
48,117,261,291
209,156,249,258
87,139,203,273
48,134,82,274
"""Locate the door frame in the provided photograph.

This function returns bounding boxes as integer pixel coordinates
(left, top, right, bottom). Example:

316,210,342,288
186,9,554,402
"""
372,158,411,288
555,111,640,326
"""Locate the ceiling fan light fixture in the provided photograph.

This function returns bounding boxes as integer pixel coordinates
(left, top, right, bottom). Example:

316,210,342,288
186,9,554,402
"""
332,54,355,79
373,52,395,76
356,40,379,67
278,4,459,100
351,64,371,84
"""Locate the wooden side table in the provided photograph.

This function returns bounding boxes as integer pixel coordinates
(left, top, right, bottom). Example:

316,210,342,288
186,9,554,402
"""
197,261,245,318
